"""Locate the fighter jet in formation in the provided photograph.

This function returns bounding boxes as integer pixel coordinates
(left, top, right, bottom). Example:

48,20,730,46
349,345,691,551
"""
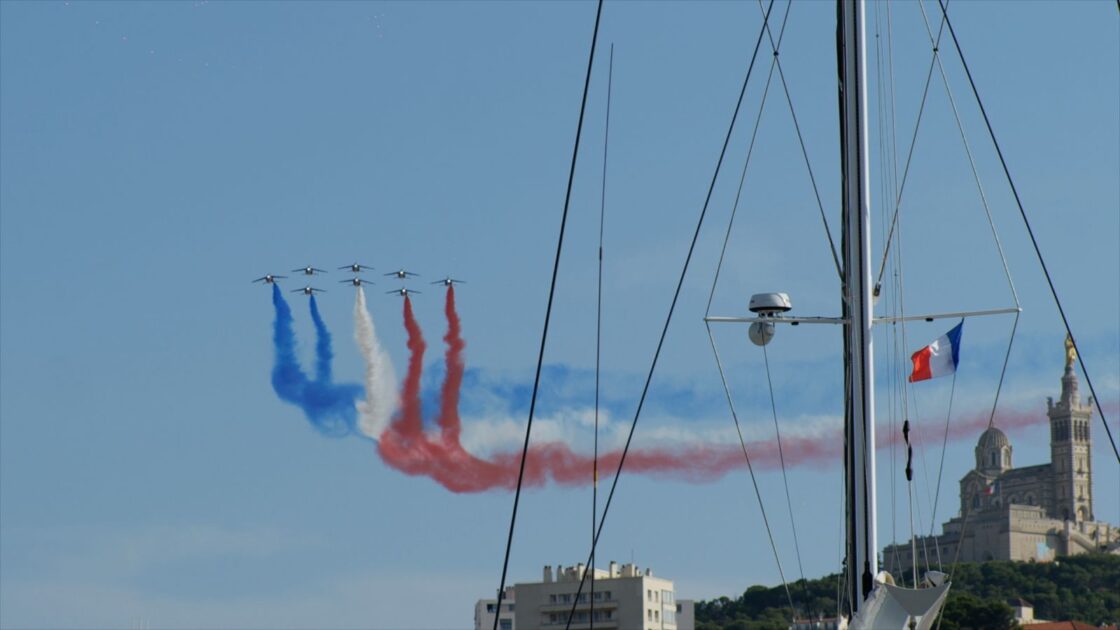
293,266,328,276
256,265,461,297
252,274,287,284
430,276,465,286
384,268,420,280
338,263,374,273
340,277,375,287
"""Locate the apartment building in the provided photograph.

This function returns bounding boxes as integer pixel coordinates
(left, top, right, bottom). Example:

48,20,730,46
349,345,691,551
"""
474,562,693,630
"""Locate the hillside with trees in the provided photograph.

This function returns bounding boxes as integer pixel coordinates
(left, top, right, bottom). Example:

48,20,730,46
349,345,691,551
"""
694,555,1120,629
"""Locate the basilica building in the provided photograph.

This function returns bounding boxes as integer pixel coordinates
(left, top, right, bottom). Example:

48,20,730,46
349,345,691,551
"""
883,345,1120,577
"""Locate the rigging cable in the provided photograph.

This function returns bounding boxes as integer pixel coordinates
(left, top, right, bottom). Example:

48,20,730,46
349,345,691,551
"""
935,0,1118,463
492,2,604,627
927,362,957,573
914,0,1024,574
590,41,614,630
872,0,901,581
755,0,842,282
563,2,781,626
762,343,808,585
701,0,800,618
871,2,950,295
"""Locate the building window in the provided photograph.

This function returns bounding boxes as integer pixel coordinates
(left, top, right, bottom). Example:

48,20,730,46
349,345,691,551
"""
648,589,652,602
648,609,653,621
499,621,512,630
487,604,495,613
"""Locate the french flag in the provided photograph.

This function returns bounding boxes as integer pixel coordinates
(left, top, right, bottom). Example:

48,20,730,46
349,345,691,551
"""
909,320,964,383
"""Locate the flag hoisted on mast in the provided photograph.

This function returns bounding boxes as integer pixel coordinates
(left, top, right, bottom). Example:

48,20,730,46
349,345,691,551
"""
908,320,965,383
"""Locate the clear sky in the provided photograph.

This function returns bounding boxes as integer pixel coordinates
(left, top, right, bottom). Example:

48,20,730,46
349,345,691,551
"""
1,1,1117,628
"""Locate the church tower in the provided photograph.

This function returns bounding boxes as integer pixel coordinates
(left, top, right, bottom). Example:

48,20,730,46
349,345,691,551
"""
1048,336,1094,522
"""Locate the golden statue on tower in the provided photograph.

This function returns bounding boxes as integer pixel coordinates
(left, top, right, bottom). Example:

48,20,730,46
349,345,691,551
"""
1065,334,1077,369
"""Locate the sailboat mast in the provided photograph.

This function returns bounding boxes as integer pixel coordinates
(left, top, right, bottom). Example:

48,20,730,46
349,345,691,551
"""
838,0,878,613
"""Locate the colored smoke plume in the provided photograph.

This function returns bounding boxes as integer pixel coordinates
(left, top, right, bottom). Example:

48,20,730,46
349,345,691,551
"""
354,287,398,439
270,285,363,436
375,287,760,492
371,286,1067,492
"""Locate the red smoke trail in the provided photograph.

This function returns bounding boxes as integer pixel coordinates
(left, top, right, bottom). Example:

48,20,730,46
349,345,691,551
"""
437,286,464,446
375,290,1093,493
377,297,434,476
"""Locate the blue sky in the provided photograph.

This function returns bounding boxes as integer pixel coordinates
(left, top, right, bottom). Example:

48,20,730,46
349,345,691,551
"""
1,1,1117,628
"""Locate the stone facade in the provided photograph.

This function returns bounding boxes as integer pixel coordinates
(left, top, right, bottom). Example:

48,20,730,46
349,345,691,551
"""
883,355,1120,578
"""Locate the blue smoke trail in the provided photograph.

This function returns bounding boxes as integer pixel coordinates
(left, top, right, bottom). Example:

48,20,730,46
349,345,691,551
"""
309,295,333,382
270,284,363,437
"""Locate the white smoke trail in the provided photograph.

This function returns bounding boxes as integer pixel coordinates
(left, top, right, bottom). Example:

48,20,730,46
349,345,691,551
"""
354,287,399,439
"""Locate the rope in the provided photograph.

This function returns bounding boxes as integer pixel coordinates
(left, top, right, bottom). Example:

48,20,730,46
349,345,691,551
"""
563,3,779,626
492,3,603,625
935,0,1118,463
589,41,614,630
904,419,918,587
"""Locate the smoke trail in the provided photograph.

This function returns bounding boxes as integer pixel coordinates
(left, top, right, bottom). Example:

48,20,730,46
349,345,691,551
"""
369,285,1074,492
377,296,428,470
353,287,398,439
269,284,363,437
437,286,465,445
309,295,333,382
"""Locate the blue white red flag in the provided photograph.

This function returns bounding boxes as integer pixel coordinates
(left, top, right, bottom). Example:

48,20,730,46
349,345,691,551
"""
909,320,964,383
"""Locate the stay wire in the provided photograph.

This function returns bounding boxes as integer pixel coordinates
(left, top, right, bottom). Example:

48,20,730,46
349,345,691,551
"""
590,42,614,630
704,1,792,316
916,0,1020,309
762,342,807,586
698,0,798,615
935,0,1118,463
707,322,797,617
872,0,900,580
564,3,779,626
872,2,950,295
756,0,842,282
928,367,957,573
492,2,603,626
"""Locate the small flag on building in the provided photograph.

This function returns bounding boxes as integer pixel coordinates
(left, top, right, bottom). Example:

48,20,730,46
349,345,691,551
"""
909,320,964,383
983,480,999,496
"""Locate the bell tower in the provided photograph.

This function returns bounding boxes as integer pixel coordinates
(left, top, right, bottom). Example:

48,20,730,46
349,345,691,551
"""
1048,336,1093,522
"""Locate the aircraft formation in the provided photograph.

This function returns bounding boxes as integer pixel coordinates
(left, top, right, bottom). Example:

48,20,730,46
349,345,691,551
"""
253,265,464,297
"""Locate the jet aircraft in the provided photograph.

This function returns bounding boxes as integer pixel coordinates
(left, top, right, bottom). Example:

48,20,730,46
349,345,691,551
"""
384,269,420,279
292,286,326,296
293,266,328,276
341,277,375,287
339,263,374,273
431,276,465,286
252,274,287,284
386,287,421,297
